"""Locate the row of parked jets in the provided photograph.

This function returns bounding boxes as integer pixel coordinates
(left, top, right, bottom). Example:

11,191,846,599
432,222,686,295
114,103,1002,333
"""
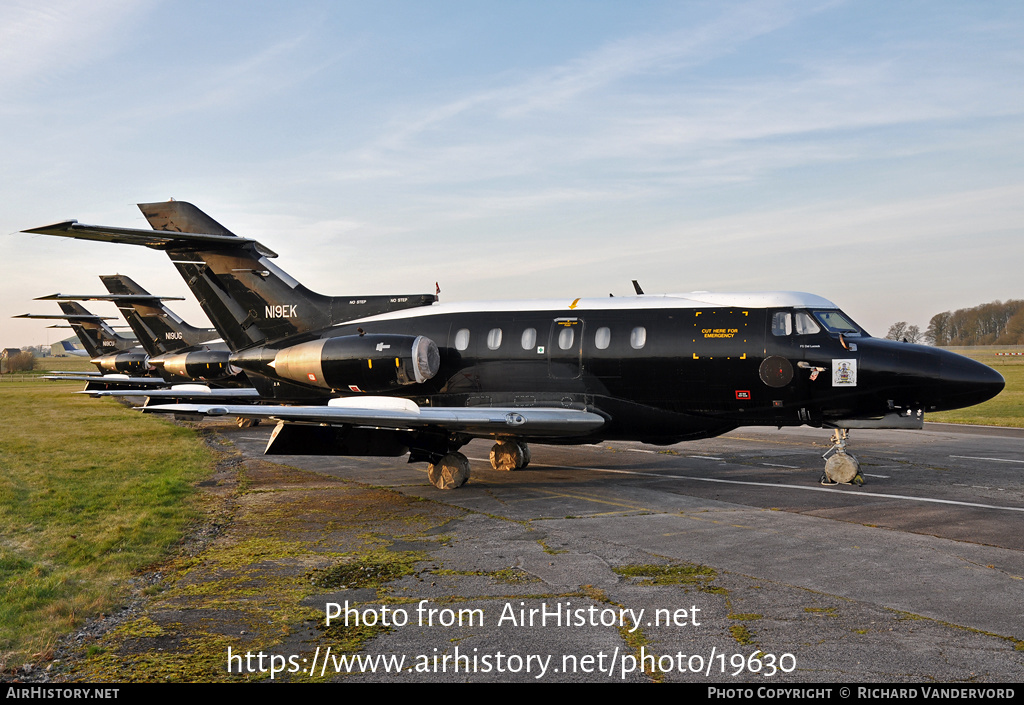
20,201,1004,488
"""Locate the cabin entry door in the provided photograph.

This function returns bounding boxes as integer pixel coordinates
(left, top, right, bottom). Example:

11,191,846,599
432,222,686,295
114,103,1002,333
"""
547,317,584,379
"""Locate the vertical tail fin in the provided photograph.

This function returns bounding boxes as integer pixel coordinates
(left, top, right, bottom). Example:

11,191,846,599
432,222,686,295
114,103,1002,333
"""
99,274,218,356
25,201,438,352
138,201,436,351
56,302,135,358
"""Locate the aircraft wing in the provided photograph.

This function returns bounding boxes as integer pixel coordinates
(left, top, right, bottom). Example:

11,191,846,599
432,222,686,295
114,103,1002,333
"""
142,402,607,437
45,375,167,385
80,386,263,400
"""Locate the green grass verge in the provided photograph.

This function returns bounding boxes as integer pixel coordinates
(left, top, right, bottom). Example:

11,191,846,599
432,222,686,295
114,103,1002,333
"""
0,381,213,670
35,357,99,373
927,350,1024,427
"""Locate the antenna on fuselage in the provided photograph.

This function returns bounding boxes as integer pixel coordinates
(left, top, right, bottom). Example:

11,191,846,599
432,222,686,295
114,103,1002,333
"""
632,280,644,295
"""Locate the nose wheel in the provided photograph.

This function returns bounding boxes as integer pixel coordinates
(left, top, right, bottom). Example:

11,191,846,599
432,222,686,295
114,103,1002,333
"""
821,429,864,486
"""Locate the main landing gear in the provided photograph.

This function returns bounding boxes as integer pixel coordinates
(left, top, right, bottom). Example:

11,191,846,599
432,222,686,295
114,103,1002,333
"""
427,452,471,490
489,440,531,471
424,439,532,490
821,429,864,486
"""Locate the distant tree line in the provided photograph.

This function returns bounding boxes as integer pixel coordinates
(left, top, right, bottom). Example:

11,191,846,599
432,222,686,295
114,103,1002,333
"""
885,322,923,343
923,300,1024,346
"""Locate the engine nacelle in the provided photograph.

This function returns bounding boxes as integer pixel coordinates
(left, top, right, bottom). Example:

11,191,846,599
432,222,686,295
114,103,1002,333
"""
92,351,149,374
270,334,440,392
153,349,238,381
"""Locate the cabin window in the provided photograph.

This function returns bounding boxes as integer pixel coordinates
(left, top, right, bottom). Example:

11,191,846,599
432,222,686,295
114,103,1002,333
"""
487,328,503,350
521,327,537,350
558,327,574,350
595,327,611,350
772,312,792,336
630,326,647,349
794,311,821,335
455,328,470,351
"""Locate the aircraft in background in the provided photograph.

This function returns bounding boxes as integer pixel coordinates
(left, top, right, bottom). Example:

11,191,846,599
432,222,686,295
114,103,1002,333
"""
26,202,1005,488
36,277,263,406
50,339,90,357
14,301,166,389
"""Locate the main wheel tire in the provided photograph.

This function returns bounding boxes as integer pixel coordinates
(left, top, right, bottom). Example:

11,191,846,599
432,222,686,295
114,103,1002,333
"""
428,452,471,489
489,440,524,471
517,441,531,469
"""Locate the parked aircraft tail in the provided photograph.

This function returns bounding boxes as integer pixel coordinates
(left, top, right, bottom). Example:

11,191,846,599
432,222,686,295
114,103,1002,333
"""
26,201,437,351
97,274,219,357
14,302,135,358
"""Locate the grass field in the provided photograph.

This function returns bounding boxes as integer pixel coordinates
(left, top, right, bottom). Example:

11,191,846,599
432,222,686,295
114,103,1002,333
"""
927,349,1024,427
0,356,96,380
0,380,213,671
35,357,98,373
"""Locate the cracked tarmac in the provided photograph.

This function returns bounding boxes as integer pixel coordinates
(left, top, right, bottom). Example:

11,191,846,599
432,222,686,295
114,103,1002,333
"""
55,422,1024,683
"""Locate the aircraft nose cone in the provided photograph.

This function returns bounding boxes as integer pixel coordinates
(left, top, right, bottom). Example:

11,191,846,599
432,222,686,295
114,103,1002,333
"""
935,353,1004,411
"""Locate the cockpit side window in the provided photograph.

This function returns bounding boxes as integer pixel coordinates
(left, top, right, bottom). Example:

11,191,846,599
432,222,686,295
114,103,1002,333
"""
794,311,821,335
771,312,792,336
813,310,862,336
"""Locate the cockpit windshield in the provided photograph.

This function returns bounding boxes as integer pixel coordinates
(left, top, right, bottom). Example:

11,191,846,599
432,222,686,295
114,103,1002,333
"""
812,310,863,336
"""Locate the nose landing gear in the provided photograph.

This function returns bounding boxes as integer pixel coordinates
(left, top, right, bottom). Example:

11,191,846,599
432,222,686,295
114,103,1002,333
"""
821,429,864,486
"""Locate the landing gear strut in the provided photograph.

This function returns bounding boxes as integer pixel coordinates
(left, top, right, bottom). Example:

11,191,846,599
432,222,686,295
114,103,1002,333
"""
821,429,864,486
489,440,531,471
428,452,471,489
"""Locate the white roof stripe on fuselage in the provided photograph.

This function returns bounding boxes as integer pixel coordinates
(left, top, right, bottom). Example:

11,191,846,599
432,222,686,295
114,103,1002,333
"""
334,291,840,328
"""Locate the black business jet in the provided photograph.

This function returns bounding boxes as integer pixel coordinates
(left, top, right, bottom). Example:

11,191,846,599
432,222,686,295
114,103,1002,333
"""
13,301,167,390
25,202,1005,489
33,276,265,404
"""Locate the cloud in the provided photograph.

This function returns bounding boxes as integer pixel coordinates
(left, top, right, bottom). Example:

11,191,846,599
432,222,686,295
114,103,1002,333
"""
0,0,153,96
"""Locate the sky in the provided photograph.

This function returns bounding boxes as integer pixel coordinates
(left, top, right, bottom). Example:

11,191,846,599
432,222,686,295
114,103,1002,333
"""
2,0,1023,348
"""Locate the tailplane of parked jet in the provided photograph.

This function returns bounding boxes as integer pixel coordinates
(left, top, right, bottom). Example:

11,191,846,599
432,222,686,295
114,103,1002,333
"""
24,201,437,351
15,302,135,359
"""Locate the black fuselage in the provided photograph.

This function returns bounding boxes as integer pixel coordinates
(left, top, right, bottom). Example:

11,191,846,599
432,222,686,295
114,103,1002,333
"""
229,298,1005,444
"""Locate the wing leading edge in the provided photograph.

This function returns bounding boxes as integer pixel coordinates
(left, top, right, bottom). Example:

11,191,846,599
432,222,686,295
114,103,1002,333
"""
80,386,263,400
142,401,607,438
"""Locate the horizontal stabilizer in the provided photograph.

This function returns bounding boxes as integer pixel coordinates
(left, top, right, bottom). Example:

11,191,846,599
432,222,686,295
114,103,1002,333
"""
23,221,278,258
15,313,116,321
35,293,185,302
